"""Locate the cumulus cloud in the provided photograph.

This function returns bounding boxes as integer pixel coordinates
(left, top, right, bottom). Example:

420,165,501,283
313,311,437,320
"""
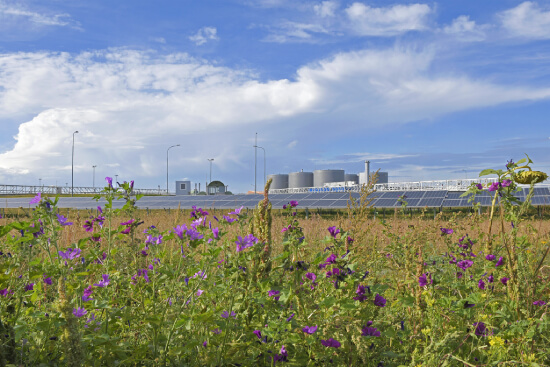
189,27,219,45
442,15,487,41
1,47,549,188
314,1,338,17
344,2,432,36
499,1,550,39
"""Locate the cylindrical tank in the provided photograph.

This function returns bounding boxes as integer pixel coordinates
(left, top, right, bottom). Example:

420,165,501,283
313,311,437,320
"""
377,172,389,184
267,174,289,190
289,171,314,188
314,169,345,187
345,174,359,184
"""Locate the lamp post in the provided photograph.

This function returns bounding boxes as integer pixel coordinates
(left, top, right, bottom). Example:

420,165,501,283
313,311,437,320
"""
254,145,266,188
166,144,180,195
39,178,42,187
254,133,257,194
92,165,97,189
71,130,78,197
115,174,118,185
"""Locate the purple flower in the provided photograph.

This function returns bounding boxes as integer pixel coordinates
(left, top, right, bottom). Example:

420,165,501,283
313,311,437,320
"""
221,311,236,319
440,228,453,235
488,275,494,283
82,285,93,302
325,253,337,264
59,248,81,260
464,300,475,308
361,322,381,337
212,227,219,239
235,234,258,252
347,236,354,244
501,179,512,187
418,273,429,287
327,226,340,238
475,183,483,190
478,279,485,290
488,182,500,192
320,338,341,348
212,328,222,334
289,200,298,208
473,322,486,337
286,313,295,322
374,294,386,307
0,288,10,297
228,206,244,215
253,330,262,339
222,215,236,223
305,272,316,282
302,325,318,334
172,224,188,239
93,274,110,288
496,257,504,267
533,300,547,306
202,341,207,348
268,290,280,301
196,289,204,297
73,307,87,318
29,192,42,204
457,260,473,271
56,214,73,226
24,283,34,291
501,277,509,285
43,275,52,285
485,254,496,261
105,177,113,188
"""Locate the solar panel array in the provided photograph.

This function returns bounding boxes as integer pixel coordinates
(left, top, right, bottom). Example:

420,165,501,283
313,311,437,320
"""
2,188,550,210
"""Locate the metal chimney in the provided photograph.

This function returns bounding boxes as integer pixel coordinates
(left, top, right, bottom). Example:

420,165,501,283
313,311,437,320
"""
365,160,370,185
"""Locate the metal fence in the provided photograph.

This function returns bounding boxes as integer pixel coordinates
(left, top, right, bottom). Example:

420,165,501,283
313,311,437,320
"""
0,184,166,196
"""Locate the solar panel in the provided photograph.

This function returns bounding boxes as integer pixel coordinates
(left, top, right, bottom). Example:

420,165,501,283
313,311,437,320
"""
380,191,406,199
320,193,350,199
374,198,399,207
446,192,464,199
474,197,492,206
328,199,350,208
532,196,550,205
533,187,550,196
403,191,426,199
417,197,444,207
422,190,447,198
401,198,421,207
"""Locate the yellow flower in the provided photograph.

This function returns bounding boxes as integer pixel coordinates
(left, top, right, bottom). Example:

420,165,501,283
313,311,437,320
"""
421,327,431,335
489,336,505,347
515,170,548,184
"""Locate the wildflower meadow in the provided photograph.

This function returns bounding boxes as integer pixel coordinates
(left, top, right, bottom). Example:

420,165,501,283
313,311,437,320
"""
1,156,549,366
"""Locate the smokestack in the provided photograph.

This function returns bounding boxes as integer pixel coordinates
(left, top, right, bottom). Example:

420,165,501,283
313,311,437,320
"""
365,160,370,185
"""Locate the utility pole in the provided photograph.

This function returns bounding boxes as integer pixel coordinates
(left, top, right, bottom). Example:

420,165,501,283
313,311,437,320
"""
92,165,97,188
71,130,79,197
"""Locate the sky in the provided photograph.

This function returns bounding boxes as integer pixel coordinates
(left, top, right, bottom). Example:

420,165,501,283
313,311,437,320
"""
0,0,549,193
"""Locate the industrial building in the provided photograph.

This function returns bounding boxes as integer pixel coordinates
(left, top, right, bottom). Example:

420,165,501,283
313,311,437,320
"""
268,160,389,193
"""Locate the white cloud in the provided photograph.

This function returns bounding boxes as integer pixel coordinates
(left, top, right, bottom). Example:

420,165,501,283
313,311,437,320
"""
287,140,298,148
189,27,218,45
0,1,79,28
442,15,486,41
1,47,549,188
263,21,329,42
499,1,550,39
314,1,338,17
344,2,432,36
311,153,417,165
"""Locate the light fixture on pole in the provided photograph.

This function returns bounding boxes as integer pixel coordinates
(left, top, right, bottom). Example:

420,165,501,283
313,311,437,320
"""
253,145,266,188
166,144,180,195
254,133,257,193
207,158,214,183
115,174,118,185
71,130,79,197
92,165,97,188
39,178,42,187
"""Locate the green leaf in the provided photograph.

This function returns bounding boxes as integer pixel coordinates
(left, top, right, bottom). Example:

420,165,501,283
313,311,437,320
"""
479,169,499,177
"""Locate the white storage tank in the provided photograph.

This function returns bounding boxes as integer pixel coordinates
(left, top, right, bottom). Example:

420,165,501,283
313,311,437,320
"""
314,169,345,188
268,174,289,190
289,171,314,188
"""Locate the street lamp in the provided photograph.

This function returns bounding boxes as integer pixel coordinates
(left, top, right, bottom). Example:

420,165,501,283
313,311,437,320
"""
92,165,97,188
71,130,78,197
39,178,42,187
254,145,266,188
115,174,118,185
166,144,180,195
254,133,257,193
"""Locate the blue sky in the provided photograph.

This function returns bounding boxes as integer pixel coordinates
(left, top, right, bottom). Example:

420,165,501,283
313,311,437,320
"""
1,0,549,193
